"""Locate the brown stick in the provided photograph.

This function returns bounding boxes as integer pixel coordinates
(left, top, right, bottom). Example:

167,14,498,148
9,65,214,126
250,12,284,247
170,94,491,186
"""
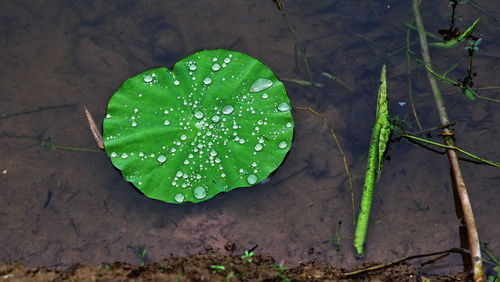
412,1,484,281
83,104,105,150
344,248,465,276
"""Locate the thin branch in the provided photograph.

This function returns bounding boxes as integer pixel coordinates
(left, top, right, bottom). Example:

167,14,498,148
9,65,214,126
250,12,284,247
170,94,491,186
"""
344,248,466,276
412,1,484,281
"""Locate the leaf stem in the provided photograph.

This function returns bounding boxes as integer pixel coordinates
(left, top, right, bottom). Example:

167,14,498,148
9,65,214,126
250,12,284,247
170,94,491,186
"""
402,133,500,167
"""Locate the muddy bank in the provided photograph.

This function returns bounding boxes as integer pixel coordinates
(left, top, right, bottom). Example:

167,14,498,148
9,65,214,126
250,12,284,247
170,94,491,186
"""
0,251,469,281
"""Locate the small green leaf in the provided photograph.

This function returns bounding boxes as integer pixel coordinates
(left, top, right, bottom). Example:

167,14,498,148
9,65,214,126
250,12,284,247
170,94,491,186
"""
103,49,294,203
430,18,481,49
376,65,390,179
462,87,476,100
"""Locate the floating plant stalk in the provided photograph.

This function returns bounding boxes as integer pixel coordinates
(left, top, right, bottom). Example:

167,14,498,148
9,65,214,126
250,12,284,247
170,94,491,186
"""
354,64,391,257
406,19,423,131
412,1,484,280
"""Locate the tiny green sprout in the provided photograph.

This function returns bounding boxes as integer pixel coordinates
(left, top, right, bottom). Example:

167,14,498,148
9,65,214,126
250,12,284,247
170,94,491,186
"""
273,263,290,282
448,0,468,6
327,220,344,252
389,116,410,136
40,135,56,150
140,249,147,267
241,250,255,263
105,265,111,271
210,265,225,274
482,244,500,282
274,264,288,272
466,38,482,53
225,271,235,282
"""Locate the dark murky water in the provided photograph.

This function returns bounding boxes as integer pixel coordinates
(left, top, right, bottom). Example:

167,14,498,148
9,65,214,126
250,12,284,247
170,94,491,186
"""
1,0,499,275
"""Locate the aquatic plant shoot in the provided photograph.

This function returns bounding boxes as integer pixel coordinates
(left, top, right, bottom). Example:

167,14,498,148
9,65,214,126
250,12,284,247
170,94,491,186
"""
354,64,391,257
103,49,294,203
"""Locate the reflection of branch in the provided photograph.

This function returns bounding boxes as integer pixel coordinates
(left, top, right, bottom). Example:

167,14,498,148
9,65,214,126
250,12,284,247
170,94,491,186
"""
413,1,484,280
295,106,355,225
273,1,318,99
281,78,323,87
406,19,423,131
321,72,352,93
0,103,76,120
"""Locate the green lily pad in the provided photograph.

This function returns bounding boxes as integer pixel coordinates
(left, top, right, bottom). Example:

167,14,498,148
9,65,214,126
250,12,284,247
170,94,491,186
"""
103,49,294,203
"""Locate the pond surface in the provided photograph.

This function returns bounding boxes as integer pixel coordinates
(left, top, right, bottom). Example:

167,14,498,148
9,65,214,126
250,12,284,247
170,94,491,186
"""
1,0,499,275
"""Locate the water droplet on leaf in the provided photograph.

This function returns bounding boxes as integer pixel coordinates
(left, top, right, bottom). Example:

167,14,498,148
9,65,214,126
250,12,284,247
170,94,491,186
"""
193,186,206,199
278,102,290,112
250,78,273,92
278,141,287,149
222,105,234,115
174,193,185,203
194,111,204,119
247,174,257,184
212,63,221,71
158,155,167,163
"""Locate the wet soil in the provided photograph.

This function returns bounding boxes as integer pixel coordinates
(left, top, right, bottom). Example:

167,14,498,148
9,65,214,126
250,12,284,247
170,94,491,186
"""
0,251,469,281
